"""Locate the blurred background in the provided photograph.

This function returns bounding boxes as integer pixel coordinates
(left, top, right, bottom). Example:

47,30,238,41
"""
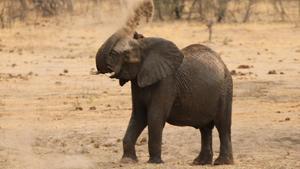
1,0,300,28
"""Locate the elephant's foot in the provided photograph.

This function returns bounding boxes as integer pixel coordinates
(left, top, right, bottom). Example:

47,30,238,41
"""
192,154,213,165
120,156,138,164
147,157,164,164
214,155,234,165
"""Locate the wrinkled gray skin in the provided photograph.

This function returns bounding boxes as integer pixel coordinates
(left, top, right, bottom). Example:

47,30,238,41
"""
95,32,233,165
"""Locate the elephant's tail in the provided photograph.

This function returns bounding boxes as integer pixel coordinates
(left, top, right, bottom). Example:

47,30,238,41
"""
225,70,233,128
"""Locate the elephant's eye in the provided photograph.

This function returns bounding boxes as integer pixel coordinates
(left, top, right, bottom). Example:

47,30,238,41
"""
110,50,119,57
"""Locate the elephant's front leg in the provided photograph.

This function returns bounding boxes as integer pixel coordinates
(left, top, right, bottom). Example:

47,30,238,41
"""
122,111,147,163
147,112,165,164
147,95,174,164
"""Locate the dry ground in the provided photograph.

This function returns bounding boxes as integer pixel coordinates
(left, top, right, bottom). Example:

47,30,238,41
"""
0,18,300,169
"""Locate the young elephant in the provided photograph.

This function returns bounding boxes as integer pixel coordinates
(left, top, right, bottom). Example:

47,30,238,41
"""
95,31,233,165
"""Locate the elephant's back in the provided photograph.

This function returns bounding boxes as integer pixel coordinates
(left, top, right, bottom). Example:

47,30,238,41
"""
178,44,227,87
181,44,226,75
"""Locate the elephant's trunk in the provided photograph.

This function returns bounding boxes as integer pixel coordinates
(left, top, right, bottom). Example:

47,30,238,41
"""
96,33,121,74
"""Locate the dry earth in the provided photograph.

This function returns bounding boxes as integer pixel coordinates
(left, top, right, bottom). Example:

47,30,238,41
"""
0,18,300,169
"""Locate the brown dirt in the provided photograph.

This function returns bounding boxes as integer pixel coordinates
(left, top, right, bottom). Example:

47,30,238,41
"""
0,19,300,169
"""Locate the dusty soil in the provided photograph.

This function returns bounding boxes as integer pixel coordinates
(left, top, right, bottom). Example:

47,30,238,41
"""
0,19,299,169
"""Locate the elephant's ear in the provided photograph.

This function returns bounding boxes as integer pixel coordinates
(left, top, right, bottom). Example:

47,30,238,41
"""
137,38,184,87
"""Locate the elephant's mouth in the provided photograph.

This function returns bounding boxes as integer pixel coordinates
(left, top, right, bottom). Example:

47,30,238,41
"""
109,72,120,79
105,65,121,79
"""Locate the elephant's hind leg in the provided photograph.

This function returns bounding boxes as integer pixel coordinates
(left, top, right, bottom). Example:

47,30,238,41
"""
193,122,214,165
214,91,234,165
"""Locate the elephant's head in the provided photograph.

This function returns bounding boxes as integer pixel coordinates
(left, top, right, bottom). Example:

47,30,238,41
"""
95,31,184,87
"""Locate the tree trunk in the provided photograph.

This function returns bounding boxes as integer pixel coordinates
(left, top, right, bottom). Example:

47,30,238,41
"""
278,0,287,21
154,0,164,21
243,0,254,23
64,0,74,12
217,0,229,22
19,0,28,20
188,0,197,20
299,0,300,18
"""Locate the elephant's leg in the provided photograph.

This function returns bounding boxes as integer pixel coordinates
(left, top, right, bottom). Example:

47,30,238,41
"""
121,112,147,163
193,122,214,165
214,125,233,165
145,79,176,164
214,96,233,165
147,113,166,164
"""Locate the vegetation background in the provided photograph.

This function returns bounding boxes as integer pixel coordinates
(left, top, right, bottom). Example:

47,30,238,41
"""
1,0,300,28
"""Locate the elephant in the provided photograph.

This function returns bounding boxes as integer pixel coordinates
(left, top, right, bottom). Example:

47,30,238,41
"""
95,30,233,165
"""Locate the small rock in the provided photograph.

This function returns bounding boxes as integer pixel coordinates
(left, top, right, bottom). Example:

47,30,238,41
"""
268,70,277,74
279,117,291,122
137,137,147,146
55,81,62,85
11,63,17,67
237,65,252,69
63,69,68,73
93,143,99,148
89,106,96,110
275,111,282,114
103,142,114,147
60,142,66,147
230,70,237,75
80,147,89,154
280,72,284,75
75,106,83,111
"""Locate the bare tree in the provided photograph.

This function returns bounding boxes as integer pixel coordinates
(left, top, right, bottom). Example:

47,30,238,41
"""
206,20,213,41
243,0,255,23
272,0,288,21
188,0,198,20
216,0,229,22
19,0,28,20
299,0,300,18
154,0,164,20
174,0,185,19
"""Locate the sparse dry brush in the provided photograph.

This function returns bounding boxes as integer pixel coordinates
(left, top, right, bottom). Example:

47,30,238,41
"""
162,0,300,22
0,0,300,28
